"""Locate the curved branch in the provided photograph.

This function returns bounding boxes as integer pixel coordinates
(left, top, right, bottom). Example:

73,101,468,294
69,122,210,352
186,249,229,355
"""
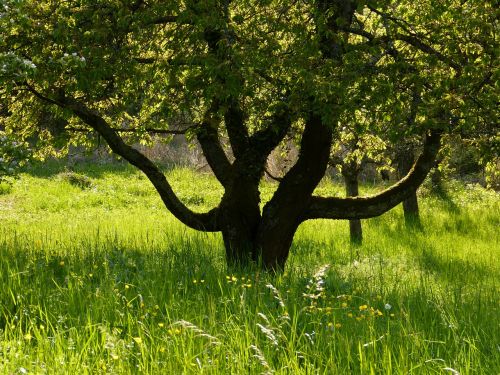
196,101,233,187
301,130,442,221
26,84,220,232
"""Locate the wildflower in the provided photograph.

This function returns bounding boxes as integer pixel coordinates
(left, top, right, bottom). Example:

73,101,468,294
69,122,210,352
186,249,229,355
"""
59,261,65,266
390,313,395,317
133,337,142,344
193,279,197,284
384,303,392,310
335,323,342,328
341,302,348,308
376,309,383,316
200,280,205,283
24,333,32,341
158,323,164,328
111,354,119,360
89,273,93,277
359,304,368,311
347,313,353,318
124,284,130,290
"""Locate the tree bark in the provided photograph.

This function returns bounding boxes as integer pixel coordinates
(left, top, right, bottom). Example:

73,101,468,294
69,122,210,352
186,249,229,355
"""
256,113,334,270
396,146,421,228
342,163,363,245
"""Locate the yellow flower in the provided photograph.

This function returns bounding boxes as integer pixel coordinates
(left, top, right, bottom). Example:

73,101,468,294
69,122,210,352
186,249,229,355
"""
232,276,237,282
347,313,353,318
200,280,205,283
111,354,119,360
133,337,142,344
124,284,130,290
193,279,197,284
359,305,368,311
59,261,65,266
24,333,32,341
335,323,342,328
341,302,348,308
158,323,165,328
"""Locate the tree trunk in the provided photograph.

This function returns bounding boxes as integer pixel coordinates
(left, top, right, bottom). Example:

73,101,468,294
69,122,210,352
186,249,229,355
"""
342,164,362,245
344,171,363,245
396,146,421,228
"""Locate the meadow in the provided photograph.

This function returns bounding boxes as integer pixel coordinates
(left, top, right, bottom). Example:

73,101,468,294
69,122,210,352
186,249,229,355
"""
0,161,498,374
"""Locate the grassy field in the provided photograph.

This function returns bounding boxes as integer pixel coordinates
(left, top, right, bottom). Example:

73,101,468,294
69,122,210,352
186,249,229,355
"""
0,161,499,374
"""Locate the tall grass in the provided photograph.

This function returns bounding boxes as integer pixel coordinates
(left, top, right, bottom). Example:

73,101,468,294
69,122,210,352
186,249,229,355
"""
0,162,498,374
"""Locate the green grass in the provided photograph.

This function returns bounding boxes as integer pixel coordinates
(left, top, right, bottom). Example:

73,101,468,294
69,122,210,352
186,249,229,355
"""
0,161,499,374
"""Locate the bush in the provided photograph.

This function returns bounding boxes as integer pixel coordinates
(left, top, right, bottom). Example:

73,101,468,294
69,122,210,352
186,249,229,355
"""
0,132,31,183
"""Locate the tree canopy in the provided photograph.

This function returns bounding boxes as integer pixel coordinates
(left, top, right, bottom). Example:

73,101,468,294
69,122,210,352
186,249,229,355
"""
1,0,498,268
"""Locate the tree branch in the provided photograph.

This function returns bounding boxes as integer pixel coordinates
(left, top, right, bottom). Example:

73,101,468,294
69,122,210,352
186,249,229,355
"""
301,130,442,221
196,101,233,187
25,83,220,232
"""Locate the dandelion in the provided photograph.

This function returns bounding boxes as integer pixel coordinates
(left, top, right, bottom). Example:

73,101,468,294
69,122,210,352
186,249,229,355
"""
384,303,392,310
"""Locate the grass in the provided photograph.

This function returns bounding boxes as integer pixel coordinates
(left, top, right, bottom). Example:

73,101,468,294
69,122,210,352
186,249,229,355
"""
0,161,499,374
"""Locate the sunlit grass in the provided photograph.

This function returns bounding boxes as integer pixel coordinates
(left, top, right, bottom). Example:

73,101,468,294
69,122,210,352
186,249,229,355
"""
0,162,498,374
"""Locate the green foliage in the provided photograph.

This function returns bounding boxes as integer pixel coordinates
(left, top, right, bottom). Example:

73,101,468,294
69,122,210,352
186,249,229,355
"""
0,0,497,145
0,166,498,373
0,132,31,183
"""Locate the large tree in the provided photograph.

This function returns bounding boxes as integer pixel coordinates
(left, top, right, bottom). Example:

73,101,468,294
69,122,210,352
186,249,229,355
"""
1,0,497,269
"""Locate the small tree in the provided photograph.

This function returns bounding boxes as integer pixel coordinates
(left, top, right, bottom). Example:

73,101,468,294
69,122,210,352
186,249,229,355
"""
1,1,496,269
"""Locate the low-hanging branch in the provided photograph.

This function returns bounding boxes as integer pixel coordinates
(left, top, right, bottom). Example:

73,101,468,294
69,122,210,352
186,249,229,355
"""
25,82,220,232
64,125,197,135
301,130,442,222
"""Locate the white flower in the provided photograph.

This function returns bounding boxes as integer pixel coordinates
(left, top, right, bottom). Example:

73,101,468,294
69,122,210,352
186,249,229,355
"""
64,53,68,57
384,303,392,310
72,52,77,56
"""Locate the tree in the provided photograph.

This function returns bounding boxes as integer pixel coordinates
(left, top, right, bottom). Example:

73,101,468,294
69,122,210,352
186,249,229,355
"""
1,0,497,269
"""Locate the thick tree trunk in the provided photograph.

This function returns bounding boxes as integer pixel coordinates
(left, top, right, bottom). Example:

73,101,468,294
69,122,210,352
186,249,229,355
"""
396,146,421,228
342,166,362,245
256,114,334,270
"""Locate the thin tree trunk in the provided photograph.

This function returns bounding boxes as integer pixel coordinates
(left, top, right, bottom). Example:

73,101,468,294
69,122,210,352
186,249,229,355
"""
342,164,362,245
396,146,421,228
